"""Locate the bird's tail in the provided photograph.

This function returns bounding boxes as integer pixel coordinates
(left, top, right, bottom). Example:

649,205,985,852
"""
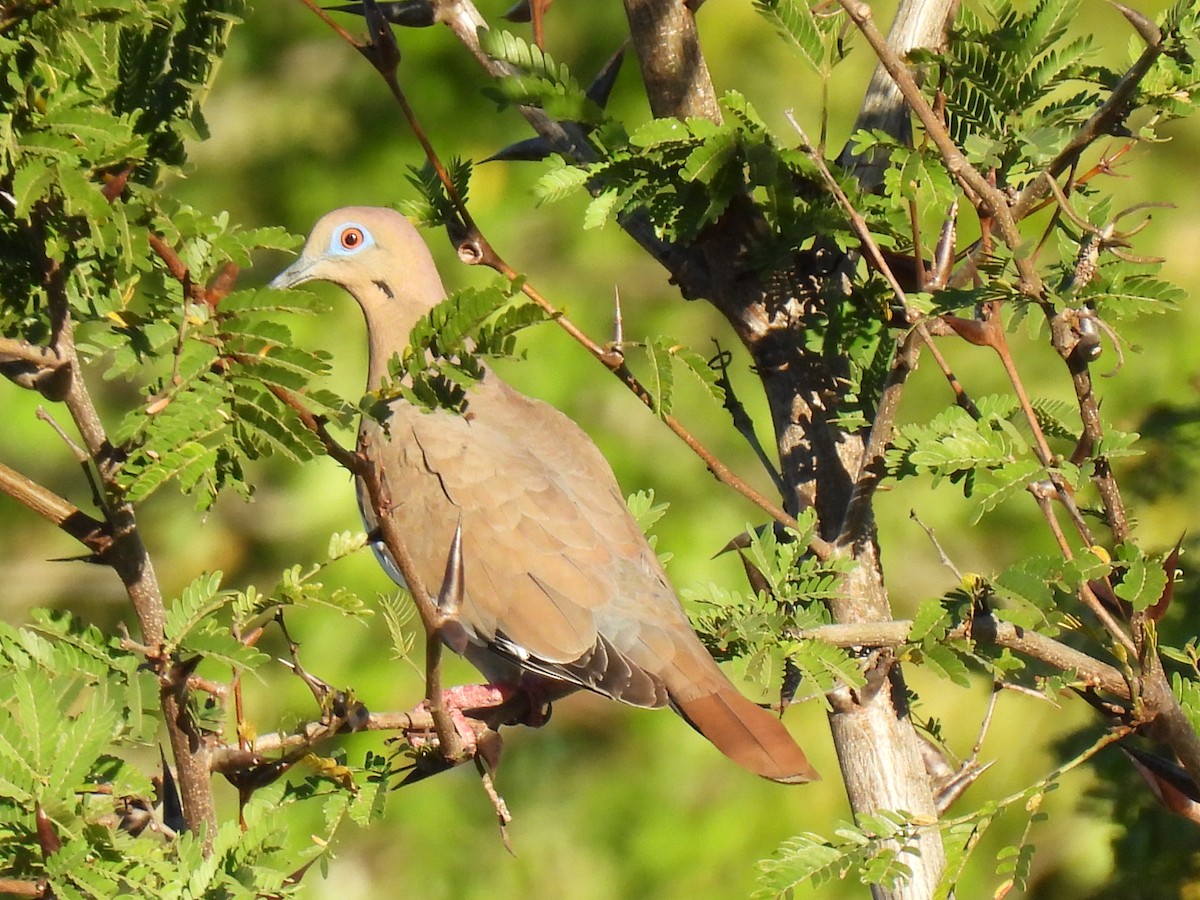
674,684,819,784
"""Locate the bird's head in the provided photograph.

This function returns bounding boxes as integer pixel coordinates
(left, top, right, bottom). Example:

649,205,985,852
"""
270,206,446,322
270,206,449,385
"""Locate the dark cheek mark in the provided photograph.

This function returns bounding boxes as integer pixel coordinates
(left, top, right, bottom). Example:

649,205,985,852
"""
373,280,395,299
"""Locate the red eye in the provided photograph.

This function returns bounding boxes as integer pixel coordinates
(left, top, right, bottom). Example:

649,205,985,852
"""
340,227,364,250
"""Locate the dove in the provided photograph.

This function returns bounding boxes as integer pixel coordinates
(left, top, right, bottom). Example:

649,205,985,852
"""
270,207,817,782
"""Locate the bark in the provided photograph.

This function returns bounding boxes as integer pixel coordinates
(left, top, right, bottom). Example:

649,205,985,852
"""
620,2,955,896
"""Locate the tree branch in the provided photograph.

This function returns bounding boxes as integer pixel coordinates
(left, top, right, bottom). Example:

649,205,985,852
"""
802,613,1132,700
0,460,111,557
265,384,465,761
835,0,1044,297
621,0,720,122
24,206,220,845
0,337,64,369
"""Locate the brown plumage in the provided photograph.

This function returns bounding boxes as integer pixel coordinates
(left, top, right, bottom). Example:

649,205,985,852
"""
270,206,818,783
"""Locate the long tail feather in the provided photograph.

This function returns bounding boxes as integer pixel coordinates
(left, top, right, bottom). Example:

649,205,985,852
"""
674,687,819,784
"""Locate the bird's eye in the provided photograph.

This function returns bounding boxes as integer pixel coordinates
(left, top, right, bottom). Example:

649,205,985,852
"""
340,227,365,250
327,222,374,257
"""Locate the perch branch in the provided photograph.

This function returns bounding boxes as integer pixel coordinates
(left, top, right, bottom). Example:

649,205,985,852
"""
265,384,464,761
802,613,1131,699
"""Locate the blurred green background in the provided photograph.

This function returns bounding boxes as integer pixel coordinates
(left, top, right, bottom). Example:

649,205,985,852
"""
5,0,1200,896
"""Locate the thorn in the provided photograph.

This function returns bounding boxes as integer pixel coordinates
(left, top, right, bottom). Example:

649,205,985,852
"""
501,0,532,22
361,0,403,70
586,42,627,108
479,136,553,164
159,746,188,834
326,0,435,27
438,523,464,619
934,760,995,814
1123,746,1200,822
34,802,61,858
610,287,624,350
436,522,472,655
737,549,772,598
1105,0,1162,45
929,199,958,289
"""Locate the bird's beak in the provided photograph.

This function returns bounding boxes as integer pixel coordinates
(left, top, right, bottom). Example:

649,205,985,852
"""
268,255,318,291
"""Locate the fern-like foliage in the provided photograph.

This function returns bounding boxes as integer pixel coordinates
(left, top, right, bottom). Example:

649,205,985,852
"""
687,512,862,698
0,605,384,896
757,810,927,896
399,157,474,229
915,0,1093,178
374,277,546,415
753,0,847,77
478,28,604,125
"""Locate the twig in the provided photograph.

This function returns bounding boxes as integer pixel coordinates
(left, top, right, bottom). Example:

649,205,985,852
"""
835,0,1044,297
972,685,1001,758
246,707,486,757
940,725,1133,830
0,878,46,898
711,342,786,495
265,383,465,760
909,511,964,582
36,406,106,515
801,613,1132,699
0,460,111,557
0,337,64,368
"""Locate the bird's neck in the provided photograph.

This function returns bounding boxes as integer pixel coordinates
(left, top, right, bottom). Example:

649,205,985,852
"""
357,280,446,392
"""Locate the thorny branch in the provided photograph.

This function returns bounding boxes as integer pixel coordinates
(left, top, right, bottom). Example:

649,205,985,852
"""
300,0,829,556
833,0,1200,787
262,386,465,763
1,206,221,844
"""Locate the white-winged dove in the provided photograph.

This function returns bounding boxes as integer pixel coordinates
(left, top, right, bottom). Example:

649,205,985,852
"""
270,207,818,783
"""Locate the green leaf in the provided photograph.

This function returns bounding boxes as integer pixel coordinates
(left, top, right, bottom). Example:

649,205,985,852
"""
583,187,624,229
165,571,229,647
972,459,1044,522
784,638,865,696
753,0,834,75
643,336,675,418
533,160,590,204
758,833,845,893
179,620,269,670
681,131,737,184
671,345,725,403
918,640,973,687
909,598,952,642
1113,545,1169,612
628,118,691,148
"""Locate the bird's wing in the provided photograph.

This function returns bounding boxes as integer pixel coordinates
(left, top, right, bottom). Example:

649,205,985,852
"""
364,378,682,706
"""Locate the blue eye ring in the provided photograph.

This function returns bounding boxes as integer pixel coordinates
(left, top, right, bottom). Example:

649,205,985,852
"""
329,223,374,256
